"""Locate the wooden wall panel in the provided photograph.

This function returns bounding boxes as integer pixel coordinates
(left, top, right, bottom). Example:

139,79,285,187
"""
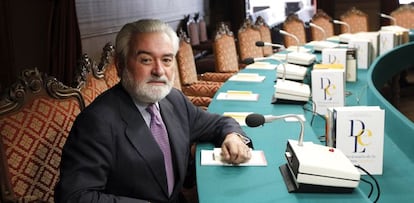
76,0,207,61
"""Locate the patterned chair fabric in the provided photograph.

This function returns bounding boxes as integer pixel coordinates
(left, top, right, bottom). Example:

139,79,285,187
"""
73,54,109,106
310,9,335,41
255,16,273,56
0,68,85,202
237,18,264,61
176,31,223,98
340,7,368,33
391,4,414,29
172,59,211,109
283,14,307,47
212,23,240,74
103,62,120,88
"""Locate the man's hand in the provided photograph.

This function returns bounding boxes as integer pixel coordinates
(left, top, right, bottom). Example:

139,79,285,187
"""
220,133,252,164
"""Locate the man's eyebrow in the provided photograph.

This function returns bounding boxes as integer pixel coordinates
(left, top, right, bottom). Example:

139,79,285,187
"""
133,51,174,58
134,50,150,56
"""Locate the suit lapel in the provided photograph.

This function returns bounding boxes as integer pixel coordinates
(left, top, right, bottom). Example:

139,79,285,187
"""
118,90,170,196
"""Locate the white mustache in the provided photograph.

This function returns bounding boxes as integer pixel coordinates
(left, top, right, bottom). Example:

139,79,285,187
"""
147,76,168,84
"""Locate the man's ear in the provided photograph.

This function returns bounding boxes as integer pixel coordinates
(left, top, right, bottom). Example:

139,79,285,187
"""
114,55,123,78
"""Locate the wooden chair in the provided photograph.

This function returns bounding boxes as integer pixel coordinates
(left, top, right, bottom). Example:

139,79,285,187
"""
0,68,85,202
339,7,368,33
310,9,335,41
282,14,307,47
255,16,273,57
176,30,223,98
98,42,120,88
172,59,212,110
73,53,109,106
237,18,263,61
391,4,414,29
199,22,239,82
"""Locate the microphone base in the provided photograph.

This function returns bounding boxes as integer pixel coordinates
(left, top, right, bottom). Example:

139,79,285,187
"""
279,140,360,193
271,96,308,105
279,164,355,193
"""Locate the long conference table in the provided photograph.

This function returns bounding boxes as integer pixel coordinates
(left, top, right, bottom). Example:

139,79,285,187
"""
195,39,414,202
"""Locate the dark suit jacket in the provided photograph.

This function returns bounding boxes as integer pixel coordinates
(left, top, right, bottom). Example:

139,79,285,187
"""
55,84,246,203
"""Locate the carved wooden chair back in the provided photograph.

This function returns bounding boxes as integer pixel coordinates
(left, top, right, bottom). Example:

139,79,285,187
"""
282,14,307,47
0,68,85,202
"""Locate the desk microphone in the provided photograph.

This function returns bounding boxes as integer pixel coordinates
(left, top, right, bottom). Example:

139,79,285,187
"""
305,22,327,40
241,57,270,65
255,41,285,49
379,13,397,25
245,113,361,193
245,113,304,145
274,28,301,52
330,19,350,33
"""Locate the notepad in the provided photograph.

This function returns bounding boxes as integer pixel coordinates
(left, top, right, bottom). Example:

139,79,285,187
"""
286,46,312,53
245,62,276,70
216,90,259,101
223,112,253,126
201,148,267,166
228,73,266,82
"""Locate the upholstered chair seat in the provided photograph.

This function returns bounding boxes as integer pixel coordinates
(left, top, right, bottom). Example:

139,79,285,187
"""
255,16,274,56
176,32,223,99
340,7,368,33
282,14,307,47
391,4,414,29
237,18,263,61
199,23,240,82
310,9,335,41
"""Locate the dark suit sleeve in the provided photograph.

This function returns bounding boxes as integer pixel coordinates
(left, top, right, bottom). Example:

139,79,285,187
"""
55,108,151,203
167,89,250,146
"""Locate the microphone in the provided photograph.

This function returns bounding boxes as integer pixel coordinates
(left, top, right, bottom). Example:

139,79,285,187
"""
255,41,285,49
379,13,397,25
305,22,327,40
330,19,350,33
245,113,304,146
274,28,300,52
241,57,270,65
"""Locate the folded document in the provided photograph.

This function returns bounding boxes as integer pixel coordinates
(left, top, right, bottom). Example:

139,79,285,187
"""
201,148,267,166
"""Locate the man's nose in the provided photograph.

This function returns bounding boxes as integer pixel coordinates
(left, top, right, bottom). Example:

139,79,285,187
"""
151,60,165,76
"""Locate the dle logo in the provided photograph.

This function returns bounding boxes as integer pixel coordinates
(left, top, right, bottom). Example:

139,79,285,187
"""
320,77,336,100
348,119,373,153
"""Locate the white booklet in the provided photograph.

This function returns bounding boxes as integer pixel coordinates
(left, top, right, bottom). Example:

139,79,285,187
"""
245,62,276,70
201,148,267,166
223,112,253,126
228,73,266,82
216,90,259,101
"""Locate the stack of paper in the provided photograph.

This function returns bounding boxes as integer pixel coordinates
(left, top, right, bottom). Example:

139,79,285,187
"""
216,90,259,101
201,148,267,166
228,73,266,82
245,62,276,70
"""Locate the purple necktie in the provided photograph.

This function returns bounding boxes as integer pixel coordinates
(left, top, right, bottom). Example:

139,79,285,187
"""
146,103,174,195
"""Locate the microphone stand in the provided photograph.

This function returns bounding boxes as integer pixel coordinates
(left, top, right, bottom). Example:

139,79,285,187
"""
277,29,301,52
306,22,327,41
269,114,305,146
379,13,397,25
331,19,350,33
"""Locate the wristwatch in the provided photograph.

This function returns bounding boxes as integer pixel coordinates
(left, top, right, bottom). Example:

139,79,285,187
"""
232,132,252,147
